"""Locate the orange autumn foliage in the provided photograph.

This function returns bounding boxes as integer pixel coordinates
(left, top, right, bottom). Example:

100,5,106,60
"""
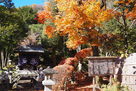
75,48,93,60
59,57,78,65
126,6,136,20
114,0,136,20
45,25,55,38
58,48,93,65
36,3,53,24
55,0,113,49
37,0,113,49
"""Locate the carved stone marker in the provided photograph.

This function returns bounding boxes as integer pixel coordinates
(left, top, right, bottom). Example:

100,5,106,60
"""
122,53,136,91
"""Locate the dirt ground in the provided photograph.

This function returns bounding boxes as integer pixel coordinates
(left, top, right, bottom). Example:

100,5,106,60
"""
6,77,100,91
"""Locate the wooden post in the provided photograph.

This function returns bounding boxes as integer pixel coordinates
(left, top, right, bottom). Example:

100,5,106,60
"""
93,76,96,91
109,75,113,85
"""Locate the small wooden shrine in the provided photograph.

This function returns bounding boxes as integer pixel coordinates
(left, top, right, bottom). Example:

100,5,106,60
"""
15,45,44,70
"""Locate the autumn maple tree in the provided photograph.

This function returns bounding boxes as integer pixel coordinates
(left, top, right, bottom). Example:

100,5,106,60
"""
37,0,114,49
37,0,136,56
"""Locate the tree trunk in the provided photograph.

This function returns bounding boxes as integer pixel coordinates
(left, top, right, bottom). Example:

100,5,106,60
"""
100,0,106,9
1,51,5,68
0,50,10,69
0,52,2,69
92,46,99,56
5,52,10,67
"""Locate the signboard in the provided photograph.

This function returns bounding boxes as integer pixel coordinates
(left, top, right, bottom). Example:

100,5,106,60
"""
87,57,117,76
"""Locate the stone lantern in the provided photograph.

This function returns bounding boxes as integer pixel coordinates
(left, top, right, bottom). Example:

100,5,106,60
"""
42,67,57,91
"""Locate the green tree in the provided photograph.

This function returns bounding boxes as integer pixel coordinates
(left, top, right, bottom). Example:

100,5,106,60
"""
0,0,14,8
100,19,136,56
99,0,136,56
0,6,28,69
41,35,76,67
17,6,38,25
27,24,44,45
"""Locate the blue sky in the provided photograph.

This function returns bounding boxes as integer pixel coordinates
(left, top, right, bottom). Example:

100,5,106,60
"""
12,0,47,7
